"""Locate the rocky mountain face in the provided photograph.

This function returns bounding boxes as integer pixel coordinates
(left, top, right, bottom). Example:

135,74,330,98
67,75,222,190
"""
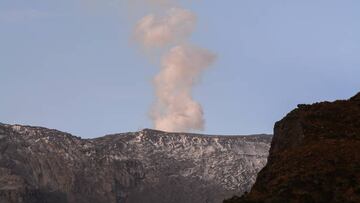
0,124,271,203
225,92,360,203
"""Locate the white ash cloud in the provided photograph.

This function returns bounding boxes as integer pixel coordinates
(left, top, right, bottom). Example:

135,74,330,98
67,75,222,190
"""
135,8,196,47
131,1,216,132
152,45,216,132
82,0,216,132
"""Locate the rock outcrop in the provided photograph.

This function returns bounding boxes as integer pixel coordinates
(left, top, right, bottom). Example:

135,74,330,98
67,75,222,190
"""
225,92,360,203
0,124,271,203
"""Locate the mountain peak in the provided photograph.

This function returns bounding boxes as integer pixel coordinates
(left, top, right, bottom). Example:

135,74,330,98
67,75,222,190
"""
350,92,360,101
225,92,360,203
141,128,167,134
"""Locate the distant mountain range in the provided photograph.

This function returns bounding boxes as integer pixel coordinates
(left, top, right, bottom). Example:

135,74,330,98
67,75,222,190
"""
0,124,271,203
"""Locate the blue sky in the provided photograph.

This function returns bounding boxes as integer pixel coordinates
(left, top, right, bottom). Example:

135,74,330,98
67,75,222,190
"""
1,0,359,138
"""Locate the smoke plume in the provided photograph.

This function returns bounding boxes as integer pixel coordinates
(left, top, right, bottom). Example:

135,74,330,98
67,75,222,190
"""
152,45,216,132
135,8,196,47
134,1,216,132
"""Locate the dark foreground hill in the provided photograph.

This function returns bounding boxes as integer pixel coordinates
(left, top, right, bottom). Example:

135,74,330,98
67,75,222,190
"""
225,92,360,203
0,124,271,203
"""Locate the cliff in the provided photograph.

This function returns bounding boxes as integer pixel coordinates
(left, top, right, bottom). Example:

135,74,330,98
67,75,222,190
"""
0,125,271,203
225,92,360,203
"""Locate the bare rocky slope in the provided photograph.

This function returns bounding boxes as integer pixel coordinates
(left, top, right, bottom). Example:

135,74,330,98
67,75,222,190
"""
225,92,360,203
0,124,271,203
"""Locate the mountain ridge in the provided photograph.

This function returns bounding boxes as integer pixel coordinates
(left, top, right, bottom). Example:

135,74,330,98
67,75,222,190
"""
0,123,271,203
1,123,271,139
